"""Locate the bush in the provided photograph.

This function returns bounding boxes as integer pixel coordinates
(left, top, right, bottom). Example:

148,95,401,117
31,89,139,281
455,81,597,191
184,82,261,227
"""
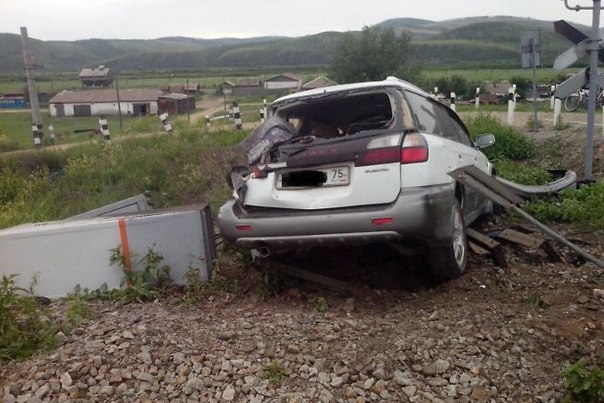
492,160,552,185
0,275,58,361
563,359,604,403
525,182,604,229
465,114,535,160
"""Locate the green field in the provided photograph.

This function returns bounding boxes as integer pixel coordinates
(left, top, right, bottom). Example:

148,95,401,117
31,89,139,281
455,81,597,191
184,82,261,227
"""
0,67,572,95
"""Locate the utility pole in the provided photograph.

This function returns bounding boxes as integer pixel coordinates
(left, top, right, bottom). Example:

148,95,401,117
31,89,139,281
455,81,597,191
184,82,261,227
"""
563,0,603,181
20,26,43,149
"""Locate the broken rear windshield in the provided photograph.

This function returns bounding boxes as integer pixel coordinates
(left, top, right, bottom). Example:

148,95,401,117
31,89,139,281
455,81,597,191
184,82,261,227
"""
274,89,403,138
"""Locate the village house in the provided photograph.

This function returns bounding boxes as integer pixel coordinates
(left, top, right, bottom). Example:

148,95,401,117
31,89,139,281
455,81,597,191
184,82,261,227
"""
48,89,194,117
79,66,113,87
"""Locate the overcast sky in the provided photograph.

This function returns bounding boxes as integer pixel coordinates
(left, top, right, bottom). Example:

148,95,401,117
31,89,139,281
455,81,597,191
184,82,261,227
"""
0,0,598,41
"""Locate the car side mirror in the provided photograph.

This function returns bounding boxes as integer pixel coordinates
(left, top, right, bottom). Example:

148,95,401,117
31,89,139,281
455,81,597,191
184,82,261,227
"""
474,133,495,149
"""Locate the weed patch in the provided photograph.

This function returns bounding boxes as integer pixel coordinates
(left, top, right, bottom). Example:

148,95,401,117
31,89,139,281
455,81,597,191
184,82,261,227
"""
563,359,604,403
0,275,58,361
108,246,172,304
493,160,552,185
525,182,604,229
263,360,287,385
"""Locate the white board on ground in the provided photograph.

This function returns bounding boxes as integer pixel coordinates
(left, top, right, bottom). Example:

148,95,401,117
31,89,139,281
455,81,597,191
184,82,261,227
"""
0,206,215,299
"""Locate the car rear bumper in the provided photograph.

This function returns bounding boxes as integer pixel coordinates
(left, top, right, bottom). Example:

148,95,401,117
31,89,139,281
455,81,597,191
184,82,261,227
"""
217,184,456,251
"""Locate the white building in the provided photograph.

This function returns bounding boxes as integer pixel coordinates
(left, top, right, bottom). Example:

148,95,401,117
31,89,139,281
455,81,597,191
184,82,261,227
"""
49,89,162,117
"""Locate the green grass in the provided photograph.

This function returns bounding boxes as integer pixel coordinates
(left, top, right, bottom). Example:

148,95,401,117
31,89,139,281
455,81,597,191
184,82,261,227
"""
421,67,571,84
0,111,168,151
0,127,248,229
525,182,604,229
0,275,58,361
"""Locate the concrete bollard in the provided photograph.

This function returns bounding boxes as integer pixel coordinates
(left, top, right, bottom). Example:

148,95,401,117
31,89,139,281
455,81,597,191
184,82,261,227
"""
550,85,556,110
233,101,242,130
159,112,173,134
48,124,56,143
507,87,515,126
31,123,42,149
98,115,110,142
553,98,562,128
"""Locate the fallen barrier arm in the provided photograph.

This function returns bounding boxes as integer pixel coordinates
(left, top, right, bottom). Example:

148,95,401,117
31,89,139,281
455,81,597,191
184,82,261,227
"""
449,166,604,270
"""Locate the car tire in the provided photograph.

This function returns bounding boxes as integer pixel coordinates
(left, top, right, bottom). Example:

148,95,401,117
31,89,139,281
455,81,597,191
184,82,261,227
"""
428,200,467,282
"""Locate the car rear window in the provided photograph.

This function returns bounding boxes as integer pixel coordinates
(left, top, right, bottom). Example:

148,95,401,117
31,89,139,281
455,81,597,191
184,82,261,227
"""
276,90,398,138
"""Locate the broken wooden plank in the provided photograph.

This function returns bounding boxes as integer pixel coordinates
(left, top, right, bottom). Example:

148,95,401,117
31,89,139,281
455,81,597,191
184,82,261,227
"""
497,228,545,249
469,241,490,256
467,227,508,268
263,260,364,297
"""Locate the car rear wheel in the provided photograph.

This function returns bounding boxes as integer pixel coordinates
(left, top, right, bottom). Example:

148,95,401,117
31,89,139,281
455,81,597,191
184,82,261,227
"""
427,200,467,282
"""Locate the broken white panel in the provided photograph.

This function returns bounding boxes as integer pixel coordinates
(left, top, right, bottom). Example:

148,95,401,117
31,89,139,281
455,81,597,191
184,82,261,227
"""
0,206,215,299
553,39,588,70
66,194,151,221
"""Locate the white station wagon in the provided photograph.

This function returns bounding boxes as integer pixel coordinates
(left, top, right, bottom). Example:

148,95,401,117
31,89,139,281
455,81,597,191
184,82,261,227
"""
218,77,495,282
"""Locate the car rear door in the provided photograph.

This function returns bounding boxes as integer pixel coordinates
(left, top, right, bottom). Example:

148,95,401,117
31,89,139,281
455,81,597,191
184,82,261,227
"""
243,88,406,210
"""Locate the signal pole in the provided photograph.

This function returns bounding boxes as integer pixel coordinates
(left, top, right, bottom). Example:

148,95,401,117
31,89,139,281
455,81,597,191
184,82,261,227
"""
563,0,603,181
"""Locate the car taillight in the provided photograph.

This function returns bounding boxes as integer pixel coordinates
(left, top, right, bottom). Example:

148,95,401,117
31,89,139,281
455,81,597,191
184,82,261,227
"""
357,134,402,166
356,133,428,166
400,133,428,164
359,147,400,166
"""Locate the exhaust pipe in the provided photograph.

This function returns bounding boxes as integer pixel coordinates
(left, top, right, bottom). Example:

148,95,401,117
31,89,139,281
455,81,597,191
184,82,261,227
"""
256,246,271,258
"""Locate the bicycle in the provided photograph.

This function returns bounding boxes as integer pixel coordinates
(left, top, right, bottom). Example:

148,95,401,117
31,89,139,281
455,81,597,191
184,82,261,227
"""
564,87,604,112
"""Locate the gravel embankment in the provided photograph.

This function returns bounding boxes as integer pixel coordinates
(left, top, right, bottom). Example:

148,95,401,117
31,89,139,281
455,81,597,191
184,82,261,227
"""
2,240,603,403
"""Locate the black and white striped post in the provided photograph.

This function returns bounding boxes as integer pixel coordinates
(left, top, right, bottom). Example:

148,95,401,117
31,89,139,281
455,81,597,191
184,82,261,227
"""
48,124,56,144
232,101,242,130
507,86,515,126
205,114,211,130
553,96,562,128
260,98,267,123
227,105,234,121
475,87,480,109
98,115,110,142
550,84,556,110
449,92,456,112
433,87,438,99
159,112,173,134
31,123,42,149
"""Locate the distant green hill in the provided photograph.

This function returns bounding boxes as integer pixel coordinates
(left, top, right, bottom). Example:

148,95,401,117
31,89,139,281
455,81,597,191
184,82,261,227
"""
0,16,588,72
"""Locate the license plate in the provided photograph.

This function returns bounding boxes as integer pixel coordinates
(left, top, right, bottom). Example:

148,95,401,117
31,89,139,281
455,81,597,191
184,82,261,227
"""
323,167,350,186
278,166,350,188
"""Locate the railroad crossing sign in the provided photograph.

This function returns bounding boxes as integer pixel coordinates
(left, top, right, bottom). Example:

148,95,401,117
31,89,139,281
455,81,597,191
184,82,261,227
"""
554,67,604,99
553,19,604,70
553,19,604,98
554,39,588,70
